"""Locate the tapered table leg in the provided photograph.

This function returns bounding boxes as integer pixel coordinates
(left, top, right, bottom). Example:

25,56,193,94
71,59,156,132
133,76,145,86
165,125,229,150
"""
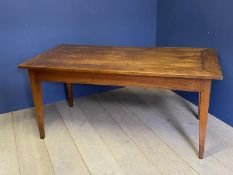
197,92,201,120
198,80,211,159
65,83,73,107
28,70,45,139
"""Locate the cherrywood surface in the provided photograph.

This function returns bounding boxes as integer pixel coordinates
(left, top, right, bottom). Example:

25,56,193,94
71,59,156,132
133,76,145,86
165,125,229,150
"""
33,70,201,92
199,80,211,159
18,45,222,80
18,45,223,159
28,70,45,139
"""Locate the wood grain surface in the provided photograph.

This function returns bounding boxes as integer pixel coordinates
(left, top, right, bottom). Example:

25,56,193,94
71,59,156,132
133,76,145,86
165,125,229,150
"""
18,45,222,80
17,44,223,159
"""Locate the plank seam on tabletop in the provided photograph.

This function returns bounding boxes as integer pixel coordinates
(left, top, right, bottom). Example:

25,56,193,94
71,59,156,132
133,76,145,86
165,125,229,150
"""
10,112,22,175
108,92,200,175
75,100,128,175
55,105,92,175
94,96,164,175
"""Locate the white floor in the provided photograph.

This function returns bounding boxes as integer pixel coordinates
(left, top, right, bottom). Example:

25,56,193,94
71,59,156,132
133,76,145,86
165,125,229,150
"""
1,87,233,175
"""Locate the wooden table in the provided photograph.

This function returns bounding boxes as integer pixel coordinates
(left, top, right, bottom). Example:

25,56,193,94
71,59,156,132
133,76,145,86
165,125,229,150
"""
18,45,223,159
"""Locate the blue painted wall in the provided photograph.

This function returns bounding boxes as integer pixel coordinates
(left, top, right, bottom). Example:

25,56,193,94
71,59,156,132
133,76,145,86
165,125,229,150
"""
157,0,233,126
0,0,157,113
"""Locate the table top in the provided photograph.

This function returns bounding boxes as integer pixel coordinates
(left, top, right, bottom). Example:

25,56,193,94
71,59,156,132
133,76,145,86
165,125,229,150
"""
18,45,223,80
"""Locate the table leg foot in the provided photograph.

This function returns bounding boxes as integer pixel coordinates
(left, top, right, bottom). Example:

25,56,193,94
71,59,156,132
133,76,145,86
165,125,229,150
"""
29,70,45,139
198,80,211,159
65,83,73,107
39,126,45,139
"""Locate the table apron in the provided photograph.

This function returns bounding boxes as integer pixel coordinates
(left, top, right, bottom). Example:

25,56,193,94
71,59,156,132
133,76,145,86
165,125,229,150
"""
31,69,202,92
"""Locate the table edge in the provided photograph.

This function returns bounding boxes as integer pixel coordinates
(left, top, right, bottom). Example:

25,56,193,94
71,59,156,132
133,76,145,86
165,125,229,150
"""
18,65,223,80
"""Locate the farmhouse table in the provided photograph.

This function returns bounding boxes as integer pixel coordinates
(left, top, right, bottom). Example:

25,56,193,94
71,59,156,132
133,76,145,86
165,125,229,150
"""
18,45,223,159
